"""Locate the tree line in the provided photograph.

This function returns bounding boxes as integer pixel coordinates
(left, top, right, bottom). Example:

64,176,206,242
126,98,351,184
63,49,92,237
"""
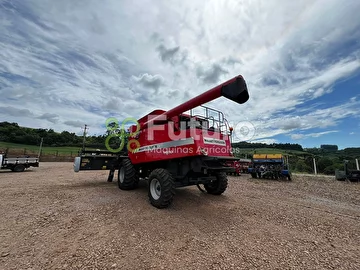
232,141,304,151
0,122,107,148
289,156,359,175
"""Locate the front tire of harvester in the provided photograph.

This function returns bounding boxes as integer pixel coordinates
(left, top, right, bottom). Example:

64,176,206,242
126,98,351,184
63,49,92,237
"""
117,159,139,190
204,172,228,195
148,168,176,209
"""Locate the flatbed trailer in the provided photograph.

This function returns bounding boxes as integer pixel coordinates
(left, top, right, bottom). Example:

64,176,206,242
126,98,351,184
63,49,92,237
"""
0,154,39,172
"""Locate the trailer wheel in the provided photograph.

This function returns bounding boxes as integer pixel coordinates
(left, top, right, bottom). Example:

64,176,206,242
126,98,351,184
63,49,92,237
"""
118,159,139,190
148,168,175,209
203,172,228,195
13,164,26,172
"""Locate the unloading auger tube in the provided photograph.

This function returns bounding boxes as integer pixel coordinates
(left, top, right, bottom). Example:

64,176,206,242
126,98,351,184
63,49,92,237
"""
140,75,249,130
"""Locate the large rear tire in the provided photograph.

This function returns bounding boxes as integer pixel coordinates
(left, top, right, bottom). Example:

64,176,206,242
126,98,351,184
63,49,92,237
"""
148,168,176,209
204,172,228,195
118,159,139,190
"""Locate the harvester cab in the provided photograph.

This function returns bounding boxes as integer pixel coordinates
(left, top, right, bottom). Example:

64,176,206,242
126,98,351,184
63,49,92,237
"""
74,75,250,208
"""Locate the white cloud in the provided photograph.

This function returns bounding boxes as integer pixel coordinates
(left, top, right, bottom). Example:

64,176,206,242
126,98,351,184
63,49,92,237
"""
1,0,360,142
290,130,339,140
290,134,306,140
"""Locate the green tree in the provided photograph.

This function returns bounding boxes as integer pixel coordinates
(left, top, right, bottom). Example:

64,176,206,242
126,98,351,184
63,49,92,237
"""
317,157,333,173
295,160,313,173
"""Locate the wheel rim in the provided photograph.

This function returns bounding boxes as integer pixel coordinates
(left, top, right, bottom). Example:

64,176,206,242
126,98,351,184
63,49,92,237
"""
150,178,161,200
119,167,125,183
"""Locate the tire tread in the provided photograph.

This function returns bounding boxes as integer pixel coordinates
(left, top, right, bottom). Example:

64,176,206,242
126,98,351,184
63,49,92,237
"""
148,168,176,209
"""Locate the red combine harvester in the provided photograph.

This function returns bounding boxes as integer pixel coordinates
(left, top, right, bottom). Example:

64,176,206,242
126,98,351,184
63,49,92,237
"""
74,75,249,208
225,158,252,176
239,158,252,173
225,160,241,176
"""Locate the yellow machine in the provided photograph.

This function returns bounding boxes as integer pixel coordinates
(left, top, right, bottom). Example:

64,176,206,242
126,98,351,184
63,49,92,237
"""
248,153,291,180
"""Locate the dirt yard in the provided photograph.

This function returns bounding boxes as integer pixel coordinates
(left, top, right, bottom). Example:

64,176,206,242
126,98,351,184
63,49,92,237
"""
0,163,359,270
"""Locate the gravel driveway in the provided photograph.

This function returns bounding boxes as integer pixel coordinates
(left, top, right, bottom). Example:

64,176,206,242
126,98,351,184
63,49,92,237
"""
1,162,359,269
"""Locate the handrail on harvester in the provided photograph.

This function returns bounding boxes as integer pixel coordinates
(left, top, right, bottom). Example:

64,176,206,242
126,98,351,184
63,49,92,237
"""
140,75,249,130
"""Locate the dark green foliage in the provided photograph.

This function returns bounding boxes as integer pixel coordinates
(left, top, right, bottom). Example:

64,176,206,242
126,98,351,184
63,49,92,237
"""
295,160,313,173
323,164,344,175
316,157,334,172
232,141,303,151
343,147,360,157
320,144,338,151
0,121,106,148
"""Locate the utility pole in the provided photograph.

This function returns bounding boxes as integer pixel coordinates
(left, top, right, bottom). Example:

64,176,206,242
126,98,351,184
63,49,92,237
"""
356,159,359,170
38,137,43,159
313,157,317,175
82,124,88,151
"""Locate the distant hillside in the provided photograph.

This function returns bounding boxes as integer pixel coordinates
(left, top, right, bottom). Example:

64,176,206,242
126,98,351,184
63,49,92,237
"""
0,121,106,148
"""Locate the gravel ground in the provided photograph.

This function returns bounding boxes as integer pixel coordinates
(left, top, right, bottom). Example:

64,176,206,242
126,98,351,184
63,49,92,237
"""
1,162,359,270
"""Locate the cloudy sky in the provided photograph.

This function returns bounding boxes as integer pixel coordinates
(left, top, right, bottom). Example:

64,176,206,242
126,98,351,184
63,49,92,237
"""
1,0,360,149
